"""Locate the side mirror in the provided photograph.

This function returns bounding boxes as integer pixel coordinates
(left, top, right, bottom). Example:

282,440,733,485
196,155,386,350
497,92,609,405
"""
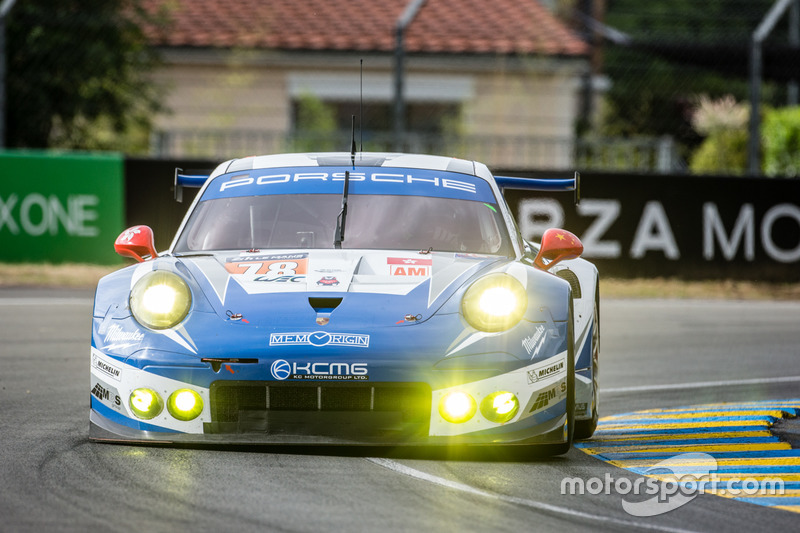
114,225,157,262
533,228,583,271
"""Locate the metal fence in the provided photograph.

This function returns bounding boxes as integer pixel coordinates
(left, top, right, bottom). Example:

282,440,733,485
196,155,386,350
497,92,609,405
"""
150,129,682,173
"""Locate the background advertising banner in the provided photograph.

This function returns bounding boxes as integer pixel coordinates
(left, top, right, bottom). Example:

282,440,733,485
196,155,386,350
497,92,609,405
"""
501,171,800,282
0,151,124,265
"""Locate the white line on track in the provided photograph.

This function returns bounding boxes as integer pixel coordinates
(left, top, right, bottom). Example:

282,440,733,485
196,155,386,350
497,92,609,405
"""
602,375,800,395
366,457,699,533
0,298,90,306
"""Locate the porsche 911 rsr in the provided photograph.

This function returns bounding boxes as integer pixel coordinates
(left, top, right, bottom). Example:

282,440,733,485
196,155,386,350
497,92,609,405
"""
89,152,599,454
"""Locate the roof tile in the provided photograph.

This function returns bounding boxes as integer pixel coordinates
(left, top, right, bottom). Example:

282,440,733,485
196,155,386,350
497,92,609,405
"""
143,0,587,56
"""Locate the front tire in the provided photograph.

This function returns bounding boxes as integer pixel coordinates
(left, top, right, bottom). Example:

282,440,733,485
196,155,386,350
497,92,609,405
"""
575,281,599,440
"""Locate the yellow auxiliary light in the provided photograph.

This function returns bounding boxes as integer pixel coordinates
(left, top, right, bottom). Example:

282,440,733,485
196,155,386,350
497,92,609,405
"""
167,389,204,421
461,273,527,332
130,270,192,330
480,391,520,424
129,388,163,420
438,391,477,424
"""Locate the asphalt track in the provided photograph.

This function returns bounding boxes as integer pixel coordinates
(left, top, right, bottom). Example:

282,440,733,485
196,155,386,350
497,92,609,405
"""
1,288,799,532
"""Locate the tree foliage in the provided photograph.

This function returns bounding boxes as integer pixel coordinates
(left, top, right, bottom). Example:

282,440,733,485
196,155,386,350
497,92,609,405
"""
762,106,800,177
6,0,164,151
291,93,337,152
688,94,749,175
600,0,780,156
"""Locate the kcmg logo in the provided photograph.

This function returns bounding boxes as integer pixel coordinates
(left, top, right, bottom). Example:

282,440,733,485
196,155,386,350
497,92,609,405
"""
270,359,292,380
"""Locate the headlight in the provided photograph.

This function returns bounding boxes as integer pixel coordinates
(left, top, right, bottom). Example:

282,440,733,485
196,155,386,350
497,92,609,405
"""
461,273,527,332
130,271,192,329
129,388,163,419
167,389,204,421
439,391,477,424
480,391,519,424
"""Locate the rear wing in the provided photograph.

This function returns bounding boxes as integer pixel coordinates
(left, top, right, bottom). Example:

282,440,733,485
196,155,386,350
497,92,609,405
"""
495,171,580,205
174,168,213,202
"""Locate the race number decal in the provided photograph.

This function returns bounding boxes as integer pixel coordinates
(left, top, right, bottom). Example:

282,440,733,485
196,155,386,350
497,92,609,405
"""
226,253,308,281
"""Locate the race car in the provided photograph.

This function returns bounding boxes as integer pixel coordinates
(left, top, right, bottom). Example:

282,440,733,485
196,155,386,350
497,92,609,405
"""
89,152,599,454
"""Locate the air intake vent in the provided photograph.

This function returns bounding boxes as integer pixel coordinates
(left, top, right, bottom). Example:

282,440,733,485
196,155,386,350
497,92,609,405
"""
555,269,581,299
309,297,342,312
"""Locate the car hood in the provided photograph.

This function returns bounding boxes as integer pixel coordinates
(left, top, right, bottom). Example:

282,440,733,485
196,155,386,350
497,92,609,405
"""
176,250,506,328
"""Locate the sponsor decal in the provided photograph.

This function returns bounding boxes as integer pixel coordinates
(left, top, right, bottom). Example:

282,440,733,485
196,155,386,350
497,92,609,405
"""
269,331,370,348
218,171,477,195
522,325,547,358
527,359,565,384
117,227,140,243
255,275,305,283
270,358,368,381
528,379,567,412
316,276,340,286
226,254,308,282
388,257,432,277
102,324,144,351
91,353,122,381
91,381,122,410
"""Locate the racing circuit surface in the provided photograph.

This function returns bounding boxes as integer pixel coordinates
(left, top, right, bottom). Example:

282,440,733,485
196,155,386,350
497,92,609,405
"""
1,288,799,532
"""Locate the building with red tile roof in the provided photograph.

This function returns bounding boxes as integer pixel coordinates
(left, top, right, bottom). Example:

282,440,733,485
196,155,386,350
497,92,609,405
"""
144,0,591,168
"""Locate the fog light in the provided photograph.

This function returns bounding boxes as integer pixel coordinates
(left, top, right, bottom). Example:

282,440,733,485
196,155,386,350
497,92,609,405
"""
167,389,204,421
439,391,476,424
129,388,163,420
480,391,519,424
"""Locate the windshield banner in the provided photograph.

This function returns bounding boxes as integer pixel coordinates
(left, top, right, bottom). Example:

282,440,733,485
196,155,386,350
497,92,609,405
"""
200,167,497,204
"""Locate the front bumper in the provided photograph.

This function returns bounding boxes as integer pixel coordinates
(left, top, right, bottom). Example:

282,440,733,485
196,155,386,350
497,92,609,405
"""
90,348,570,447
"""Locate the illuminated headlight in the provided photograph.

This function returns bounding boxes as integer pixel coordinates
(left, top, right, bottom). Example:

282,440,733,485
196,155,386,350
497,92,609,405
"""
480,391,519,424
130,271,192,330
438,391,477,424
461,273,527,332
129,388,163,419
167,389,203,421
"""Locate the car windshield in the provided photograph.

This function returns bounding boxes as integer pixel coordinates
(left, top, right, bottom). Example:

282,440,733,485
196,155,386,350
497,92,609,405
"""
173,193,512,255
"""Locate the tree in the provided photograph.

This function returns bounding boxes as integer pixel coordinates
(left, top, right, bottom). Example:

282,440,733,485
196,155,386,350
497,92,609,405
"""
598,0,780,157
6,0,163,151
688,95,749,175
762,106,800,177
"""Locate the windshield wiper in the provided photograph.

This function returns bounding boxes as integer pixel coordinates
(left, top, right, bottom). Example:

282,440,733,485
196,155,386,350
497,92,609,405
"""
334,116,357,249
333,169,350,249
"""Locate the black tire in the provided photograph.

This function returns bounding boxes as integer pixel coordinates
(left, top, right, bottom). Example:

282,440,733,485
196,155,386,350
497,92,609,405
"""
575,281,599,440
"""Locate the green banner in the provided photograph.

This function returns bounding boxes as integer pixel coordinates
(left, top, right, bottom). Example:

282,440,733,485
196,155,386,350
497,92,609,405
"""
0,151,124,264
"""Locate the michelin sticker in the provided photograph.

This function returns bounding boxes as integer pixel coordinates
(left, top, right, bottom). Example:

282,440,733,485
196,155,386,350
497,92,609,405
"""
527,357,566,384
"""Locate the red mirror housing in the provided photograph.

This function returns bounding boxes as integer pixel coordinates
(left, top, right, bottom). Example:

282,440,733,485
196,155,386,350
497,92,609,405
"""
533,228,583,271
114,225,157,262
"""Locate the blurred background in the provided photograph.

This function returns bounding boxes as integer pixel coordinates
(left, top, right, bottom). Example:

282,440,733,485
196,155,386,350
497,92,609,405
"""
0,0,798,279
3,0,800,175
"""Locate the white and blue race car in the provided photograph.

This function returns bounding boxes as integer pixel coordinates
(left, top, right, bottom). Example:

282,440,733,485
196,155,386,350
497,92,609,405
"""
90,152,599,454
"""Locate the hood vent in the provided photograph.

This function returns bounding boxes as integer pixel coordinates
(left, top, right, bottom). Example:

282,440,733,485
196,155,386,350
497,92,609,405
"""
309,297,343,313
